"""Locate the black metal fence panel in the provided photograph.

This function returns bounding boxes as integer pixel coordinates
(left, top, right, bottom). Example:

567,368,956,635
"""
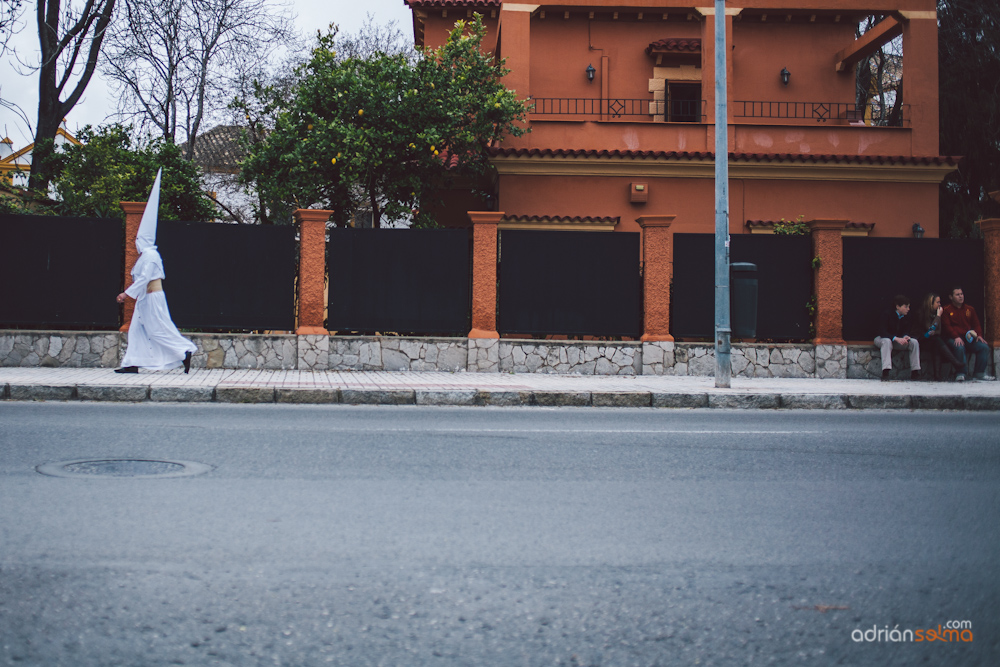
157,221,296,331
671,234,813,340
0,214,123,328
498,230,641,337
843,237,984,341
327,228,471,334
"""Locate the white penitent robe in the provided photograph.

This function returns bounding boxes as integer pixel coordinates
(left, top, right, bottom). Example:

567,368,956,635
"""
121,247,197,370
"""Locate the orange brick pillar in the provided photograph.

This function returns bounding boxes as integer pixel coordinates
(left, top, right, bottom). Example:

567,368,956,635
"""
118,201,146,332
808,220,847,344
468,211,503,339
294,209,331,335
637,215,676,341
977,218,1000,348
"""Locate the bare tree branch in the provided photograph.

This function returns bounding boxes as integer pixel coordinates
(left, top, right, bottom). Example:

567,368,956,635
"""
101,0,293,158
29,0,116,191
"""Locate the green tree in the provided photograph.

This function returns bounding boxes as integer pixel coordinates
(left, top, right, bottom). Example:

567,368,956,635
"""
49,124,216,221
237,13,528,227
938,0,1000,237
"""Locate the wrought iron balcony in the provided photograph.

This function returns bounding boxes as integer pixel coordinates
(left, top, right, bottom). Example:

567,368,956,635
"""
529,98,706,123
733,101,909,126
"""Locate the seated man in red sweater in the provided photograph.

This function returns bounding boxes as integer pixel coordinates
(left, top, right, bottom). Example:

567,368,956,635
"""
874,294,921,381
941,286,994,381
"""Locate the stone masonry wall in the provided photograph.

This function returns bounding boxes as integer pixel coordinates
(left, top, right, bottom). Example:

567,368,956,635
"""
0,331,121,367
848,343,995,380
4,330,990,379
653,343,817,378
328,337,468,372
186,334,297,370
498,341,642,375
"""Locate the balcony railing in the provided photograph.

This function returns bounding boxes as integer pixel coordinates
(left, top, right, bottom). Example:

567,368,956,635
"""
529,98,706,123
527,98,907,126
734,101,909,126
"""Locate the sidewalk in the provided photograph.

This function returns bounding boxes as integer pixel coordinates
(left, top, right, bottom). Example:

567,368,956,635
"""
1,367,999,410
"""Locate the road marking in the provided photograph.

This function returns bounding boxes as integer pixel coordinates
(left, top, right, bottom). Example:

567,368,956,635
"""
309,428,823,435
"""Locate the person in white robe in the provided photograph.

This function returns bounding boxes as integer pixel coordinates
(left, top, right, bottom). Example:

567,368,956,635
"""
115,169,197,373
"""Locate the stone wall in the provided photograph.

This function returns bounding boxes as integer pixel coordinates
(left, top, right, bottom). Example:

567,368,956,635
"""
848,343,995,380
187,334,297,370
0,331,121,367
468,338,499,373
328,337,468,372
649,343,817,378
816,345,848,379
2,329,992,379
498,341,641,375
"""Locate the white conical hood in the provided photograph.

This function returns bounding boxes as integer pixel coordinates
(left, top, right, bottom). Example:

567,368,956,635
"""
135,168,162,253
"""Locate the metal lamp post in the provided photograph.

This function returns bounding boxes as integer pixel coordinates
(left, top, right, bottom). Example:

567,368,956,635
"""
714,0,731,387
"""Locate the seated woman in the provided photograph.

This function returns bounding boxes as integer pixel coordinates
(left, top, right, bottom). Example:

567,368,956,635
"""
916,292,965,381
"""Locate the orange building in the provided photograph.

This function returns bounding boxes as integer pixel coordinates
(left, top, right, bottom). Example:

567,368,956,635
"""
407,0,956,237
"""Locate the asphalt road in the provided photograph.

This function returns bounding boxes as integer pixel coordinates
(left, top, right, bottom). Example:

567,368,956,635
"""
1,403,998,666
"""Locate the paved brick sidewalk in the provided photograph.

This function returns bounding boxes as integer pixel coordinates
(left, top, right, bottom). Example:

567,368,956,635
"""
1,367,998,410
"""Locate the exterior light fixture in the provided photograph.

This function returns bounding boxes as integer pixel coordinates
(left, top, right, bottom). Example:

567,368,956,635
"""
586,63,596,82
912,223,925,238
780,67,790,85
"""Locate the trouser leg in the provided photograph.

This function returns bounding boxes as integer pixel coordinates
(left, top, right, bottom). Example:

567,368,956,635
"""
934,336,963,369
905,339,920,371
947,339,967,372
971,340,989,375
874,337,894,371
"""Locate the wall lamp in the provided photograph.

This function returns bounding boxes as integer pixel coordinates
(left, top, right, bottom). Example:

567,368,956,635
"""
586,63,596,82
912,223,925,238
780,67,790,86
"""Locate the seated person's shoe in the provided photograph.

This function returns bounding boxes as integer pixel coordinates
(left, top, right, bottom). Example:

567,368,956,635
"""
911,370,921,381
881,369,890,382
114,366,139,374
183,351,192,374
973,373,996,381
954,373,966,382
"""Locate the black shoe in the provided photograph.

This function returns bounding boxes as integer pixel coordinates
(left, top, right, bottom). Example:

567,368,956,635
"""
114,366,138,374
911,370,921,381
183,351,192,374
881,369,890,382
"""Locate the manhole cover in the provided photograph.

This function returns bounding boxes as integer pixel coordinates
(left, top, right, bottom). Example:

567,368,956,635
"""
36,459,212,479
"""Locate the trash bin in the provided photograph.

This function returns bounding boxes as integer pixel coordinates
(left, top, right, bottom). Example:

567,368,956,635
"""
731,262,758,338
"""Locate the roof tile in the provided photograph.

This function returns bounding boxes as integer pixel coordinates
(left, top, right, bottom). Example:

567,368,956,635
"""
491,147,962,166
646,38,702,55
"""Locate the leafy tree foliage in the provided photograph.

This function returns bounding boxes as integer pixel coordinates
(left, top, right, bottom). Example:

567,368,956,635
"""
49,124,216,221
237,14,528,227
938,0,1000,237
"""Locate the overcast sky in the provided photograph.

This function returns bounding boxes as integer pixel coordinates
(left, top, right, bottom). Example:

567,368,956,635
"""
0,0,413,146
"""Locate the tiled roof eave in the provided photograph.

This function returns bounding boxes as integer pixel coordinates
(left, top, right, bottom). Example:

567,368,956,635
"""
505,215,619,224
405,0,500,7
490,147,962,167
747,220,875,228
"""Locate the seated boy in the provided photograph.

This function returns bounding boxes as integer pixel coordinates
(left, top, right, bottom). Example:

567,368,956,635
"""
874,294,921,381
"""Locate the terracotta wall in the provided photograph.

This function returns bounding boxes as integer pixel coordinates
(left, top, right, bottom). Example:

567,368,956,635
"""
733,125,911,155
529,17,701,101
498,174,716,234
509,120,710,153
741,179,939,237
731,21,856,108
419,13,498,50
499,173,939,238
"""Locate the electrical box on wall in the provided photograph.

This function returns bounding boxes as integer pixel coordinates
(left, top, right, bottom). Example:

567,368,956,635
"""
631,182,648,204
